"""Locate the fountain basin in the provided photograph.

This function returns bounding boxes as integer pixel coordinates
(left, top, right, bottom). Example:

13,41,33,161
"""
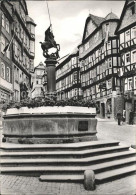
2,106,97,144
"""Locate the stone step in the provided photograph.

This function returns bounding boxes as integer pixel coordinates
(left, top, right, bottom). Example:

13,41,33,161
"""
0,145,129,159
39,164,136,183
1,156,135,174
39,174,84,182
96,164,136,183
0,150,135,167
0,140,120,151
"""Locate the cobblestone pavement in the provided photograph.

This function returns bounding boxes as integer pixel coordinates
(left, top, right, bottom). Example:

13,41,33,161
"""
0,119,136,195
0,174,136,195
97,119,136,146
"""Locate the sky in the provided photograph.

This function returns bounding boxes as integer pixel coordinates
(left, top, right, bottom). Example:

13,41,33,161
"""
26,1,125,66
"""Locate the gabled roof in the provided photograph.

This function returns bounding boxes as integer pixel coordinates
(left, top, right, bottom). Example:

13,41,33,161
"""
105,12,119,20
90,14,105,27
34,62,45,70
82,14,105,41
116,0,136,33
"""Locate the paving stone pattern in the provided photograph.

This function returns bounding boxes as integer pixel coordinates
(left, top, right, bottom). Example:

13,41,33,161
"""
0,174,136,195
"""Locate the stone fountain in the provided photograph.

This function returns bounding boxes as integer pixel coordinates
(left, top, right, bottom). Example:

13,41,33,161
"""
2,26,97,144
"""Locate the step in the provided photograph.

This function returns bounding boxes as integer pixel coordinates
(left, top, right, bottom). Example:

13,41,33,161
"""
39,164,136,182
95,164,136,183
1,156,135,173
0,145,129,159
39,174,84,182
0,150,135,168
0,140,120,151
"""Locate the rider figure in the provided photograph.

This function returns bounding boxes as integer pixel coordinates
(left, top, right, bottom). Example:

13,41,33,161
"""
40,25,60,59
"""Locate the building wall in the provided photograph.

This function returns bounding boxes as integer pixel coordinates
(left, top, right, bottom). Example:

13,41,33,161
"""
0,0,36,103
0,2,13,103
117,0,136,123
31,62,45,99
56,51,82,100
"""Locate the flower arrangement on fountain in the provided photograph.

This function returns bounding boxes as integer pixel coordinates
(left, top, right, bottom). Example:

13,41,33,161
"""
2,97,97,112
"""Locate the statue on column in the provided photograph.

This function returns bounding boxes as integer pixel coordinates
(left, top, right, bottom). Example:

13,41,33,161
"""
40,25,60,60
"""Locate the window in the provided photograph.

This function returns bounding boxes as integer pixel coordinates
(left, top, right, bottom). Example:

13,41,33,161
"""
125,30,130,42
73,71,78,81
30,40,34,53
108,58,112,68
14,66,19,82
125,53,130,64
107,41,111,50
107,79,112,89
6,67,10,82
98,49,101,56
134,76,136,90
2,13,4,27
5,18,9,33
1,35,5,54
1,63,5,79
30,25,35,35
120,33,124,44
6,42,10,59
132,50,136,63
128,78,132,90
14,40,18,56
131,26,136,39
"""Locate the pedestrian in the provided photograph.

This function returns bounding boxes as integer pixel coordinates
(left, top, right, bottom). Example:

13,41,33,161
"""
129,110,134,125
117,112,122,125
122,110,126,124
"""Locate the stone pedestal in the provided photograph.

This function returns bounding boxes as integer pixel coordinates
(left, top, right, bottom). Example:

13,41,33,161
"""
45,59,57,94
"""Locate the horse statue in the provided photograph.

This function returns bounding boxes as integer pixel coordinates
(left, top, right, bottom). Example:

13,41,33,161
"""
40,25,60,60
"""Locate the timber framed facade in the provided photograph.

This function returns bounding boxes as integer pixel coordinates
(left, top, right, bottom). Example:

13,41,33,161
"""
0,0,36,103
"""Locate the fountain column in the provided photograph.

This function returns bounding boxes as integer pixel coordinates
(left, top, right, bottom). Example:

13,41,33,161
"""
45,58,57,95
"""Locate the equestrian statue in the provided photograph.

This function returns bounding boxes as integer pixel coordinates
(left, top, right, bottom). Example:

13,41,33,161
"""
40,25,60,60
